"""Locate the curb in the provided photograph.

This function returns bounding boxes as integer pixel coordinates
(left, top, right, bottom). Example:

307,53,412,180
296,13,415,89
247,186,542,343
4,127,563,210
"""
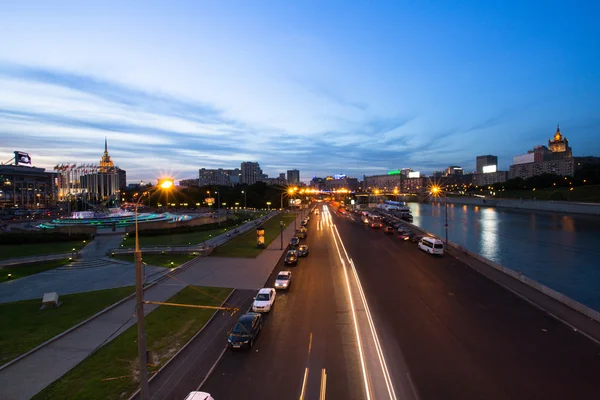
0,252,204,372
127,288,237,400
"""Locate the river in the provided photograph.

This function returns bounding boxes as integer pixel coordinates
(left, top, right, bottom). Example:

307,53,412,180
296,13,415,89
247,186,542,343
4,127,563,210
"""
408,202,600,312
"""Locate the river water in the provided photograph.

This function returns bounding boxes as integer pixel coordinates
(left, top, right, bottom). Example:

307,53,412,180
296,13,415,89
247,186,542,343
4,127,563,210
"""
408,202,600,312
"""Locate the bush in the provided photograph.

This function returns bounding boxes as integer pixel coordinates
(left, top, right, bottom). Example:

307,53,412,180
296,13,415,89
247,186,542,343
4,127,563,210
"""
138,218,241,237
0,232,91,245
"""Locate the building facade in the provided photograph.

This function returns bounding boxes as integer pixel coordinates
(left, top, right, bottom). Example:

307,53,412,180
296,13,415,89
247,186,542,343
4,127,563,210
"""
509,125,575,179
363,174,402,190
0,165,57,209
401,177,427,193
324,177,359,191
198,168,241,186
240,162,262,185
474,171,508,186
287,169,300,184
476,155,498,174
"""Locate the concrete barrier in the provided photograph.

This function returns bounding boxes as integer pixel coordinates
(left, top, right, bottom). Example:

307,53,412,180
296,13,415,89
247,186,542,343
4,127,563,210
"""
422,196,600,216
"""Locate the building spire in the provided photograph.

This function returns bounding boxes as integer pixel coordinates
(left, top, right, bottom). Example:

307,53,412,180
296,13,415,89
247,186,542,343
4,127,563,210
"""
105,136,108,153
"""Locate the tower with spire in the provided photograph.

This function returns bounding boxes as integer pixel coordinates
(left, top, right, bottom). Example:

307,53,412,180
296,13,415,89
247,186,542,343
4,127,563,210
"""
548,124,572,159
99,137,115,172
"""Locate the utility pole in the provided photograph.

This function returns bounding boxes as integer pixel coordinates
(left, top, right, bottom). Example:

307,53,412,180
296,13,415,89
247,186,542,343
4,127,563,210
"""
134,198,150,399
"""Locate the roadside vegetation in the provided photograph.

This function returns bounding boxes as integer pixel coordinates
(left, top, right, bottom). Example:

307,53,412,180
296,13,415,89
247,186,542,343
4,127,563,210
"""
0,286,134,365
212,213,296,257
33,286,232,400
0,240,87,260
0,259,69,283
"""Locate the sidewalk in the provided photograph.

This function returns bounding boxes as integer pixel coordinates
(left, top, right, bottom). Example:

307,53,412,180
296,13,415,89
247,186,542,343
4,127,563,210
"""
0,216,273,304
0,212,299,400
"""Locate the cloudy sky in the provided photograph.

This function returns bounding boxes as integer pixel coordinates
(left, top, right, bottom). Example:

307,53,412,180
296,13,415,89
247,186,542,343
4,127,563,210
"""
1,0,599,183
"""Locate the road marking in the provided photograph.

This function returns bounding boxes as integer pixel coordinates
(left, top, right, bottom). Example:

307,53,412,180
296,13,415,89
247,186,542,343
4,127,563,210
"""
308,332,313,356
320,368,327,400
334,224,398,400
326,206,372,400
299,367,310,400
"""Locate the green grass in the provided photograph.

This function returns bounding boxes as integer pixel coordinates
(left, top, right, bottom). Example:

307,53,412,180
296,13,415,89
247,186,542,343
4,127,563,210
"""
212,213,296,257
0,286,134,365
120,226,231,247
0,241,86,260
0,259,69,283
112,253,196,268
33,286,232,400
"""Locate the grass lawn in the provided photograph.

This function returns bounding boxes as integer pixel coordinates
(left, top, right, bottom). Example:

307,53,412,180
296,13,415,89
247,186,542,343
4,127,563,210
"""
120,226,231,248
112,253,196,268
0,241,86,260
0,286,134,365
212,213,296,257
0,259,69,283
33,286,232,400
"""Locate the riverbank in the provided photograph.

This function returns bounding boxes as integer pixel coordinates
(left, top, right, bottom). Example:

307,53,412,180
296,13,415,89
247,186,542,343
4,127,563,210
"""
423,196,600,216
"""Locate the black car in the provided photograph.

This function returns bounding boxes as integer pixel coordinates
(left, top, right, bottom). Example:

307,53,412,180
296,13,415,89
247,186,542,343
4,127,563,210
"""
297,245,309,257
284,250,299,265
289,237,300,248
411,234,425,243
228,312,262,350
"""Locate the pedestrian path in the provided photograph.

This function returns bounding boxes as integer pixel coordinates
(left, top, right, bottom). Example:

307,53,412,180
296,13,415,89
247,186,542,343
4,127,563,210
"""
0,212,300,400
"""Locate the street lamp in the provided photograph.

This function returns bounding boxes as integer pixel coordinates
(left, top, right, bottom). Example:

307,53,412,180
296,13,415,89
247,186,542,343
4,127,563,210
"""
431,185,448,248
241,190,247,209
134,178,173,399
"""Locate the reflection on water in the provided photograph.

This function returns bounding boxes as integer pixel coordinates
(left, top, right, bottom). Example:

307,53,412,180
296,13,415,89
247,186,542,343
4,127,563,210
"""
409,202,600,311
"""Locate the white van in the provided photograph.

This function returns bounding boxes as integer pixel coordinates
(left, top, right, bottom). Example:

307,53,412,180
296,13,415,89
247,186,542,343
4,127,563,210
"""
418,237,444,255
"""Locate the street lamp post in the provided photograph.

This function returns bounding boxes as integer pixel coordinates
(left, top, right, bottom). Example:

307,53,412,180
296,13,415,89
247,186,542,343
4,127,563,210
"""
134,179,173,399
241,190,247,209
280,220,283,250
431,185,448,249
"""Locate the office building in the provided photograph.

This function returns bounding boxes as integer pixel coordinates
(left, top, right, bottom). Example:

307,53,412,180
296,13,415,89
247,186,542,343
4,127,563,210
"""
287,169,300,184
240,162,263,185
476,155,498,174
363,174,401,190
324,176,359,191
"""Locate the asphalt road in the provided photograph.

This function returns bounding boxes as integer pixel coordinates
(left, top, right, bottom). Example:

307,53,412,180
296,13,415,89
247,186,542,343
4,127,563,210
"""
202,207,365,400
333,208,600,400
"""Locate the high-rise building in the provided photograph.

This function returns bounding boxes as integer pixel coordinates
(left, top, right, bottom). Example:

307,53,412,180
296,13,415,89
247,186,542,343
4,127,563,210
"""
279,173,286,181
287,169,300,184
476,155,498,174
240,162,263,185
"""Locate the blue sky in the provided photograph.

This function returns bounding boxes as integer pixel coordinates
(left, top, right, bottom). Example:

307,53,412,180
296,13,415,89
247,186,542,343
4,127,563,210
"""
0,0,599,182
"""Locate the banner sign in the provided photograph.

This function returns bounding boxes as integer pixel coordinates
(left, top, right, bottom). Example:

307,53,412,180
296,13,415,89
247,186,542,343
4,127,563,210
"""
15,151,32,165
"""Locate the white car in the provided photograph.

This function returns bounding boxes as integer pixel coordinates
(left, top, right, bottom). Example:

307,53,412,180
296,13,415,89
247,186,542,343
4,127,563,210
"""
184,392,214,400
274,271,292,290
252,288,276,312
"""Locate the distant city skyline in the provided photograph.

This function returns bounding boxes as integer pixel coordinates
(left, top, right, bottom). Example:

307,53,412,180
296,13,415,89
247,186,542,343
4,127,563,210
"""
1,1,599,182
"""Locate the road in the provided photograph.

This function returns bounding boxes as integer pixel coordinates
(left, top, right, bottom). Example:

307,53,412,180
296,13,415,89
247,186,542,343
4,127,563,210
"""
199,203,600,400
202,206,372,400
332,206,600,399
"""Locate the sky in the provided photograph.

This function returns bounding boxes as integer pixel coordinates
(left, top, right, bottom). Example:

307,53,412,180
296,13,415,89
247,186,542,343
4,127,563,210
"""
0,0,599,183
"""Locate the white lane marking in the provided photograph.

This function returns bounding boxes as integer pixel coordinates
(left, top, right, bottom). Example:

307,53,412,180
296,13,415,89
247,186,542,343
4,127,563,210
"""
333,224,398,400
320,368,327,400
299,367,310,400
326,206,372,400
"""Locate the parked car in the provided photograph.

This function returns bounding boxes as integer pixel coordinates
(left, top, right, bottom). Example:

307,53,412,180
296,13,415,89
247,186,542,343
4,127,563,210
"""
297,245,309,257
185,392,215,400
274,271,292,289
384,226,395,234
289,237,300,248
411,234,425,243
252,288,276,312
285,250,299,265
227,312,262,350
